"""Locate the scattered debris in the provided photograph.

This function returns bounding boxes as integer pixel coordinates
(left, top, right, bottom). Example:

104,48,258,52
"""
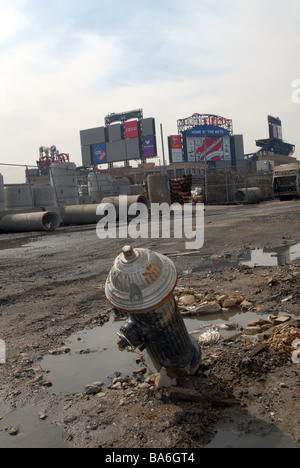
48,346,71,355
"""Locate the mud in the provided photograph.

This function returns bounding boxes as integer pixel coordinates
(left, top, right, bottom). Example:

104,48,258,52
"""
0,200,300,448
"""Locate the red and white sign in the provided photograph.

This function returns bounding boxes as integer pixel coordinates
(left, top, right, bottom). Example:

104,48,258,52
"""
170,135,182,149
187,136,231,162
124,120,139,139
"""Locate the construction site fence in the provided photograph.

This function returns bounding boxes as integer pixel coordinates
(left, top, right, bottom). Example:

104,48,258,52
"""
0,163,275,206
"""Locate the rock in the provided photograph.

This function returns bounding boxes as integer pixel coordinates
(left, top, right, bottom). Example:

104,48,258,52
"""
155,368,178,389
138,382,150,389
247,318,269,327
194,301,222,315
216,294,228,304
240,300,253,310
85,381,104,394
8,426,19,436
274,315,292,325
132,367,147,375
244,326,263,335
179,295,196,306
39,411,47,420
48,346,71,355
111,381,122,390
223,296,243,308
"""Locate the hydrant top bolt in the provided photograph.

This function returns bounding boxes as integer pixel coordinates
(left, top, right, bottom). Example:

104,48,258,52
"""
121,245,139,263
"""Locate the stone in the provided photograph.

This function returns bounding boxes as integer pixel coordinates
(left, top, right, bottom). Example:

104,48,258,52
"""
240,300,253,310
132,367,147,375
216,294,228,304
111,381,122,390
247,318,269,327
223,297,240,308
48,346,71,355
244,326,263,335
8,426,19,436
195,301,222,315
274,315,291,325
179,295,196,306
39,411,47,420
85,381,104,394
155,368,178,389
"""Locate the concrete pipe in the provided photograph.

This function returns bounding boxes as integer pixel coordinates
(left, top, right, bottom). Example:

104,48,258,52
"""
101,195,149,220
234,187,263,204
61,203,113,225
0,212,61,233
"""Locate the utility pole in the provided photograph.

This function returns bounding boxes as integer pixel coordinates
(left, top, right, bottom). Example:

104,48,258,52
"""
160,123,167,173
204,131,208,205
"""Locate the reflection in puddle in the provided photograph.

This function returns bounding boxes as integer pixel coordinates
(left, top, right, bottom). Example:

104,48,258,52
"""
187,242,300,274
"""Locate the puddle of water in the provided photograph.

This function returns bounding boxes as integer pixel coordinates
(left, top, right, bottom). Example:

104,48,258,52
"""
0,237,32,251
187,242,300,274
40,308,269,395
0,404,69,448
206,426,299,449
40,315,142,394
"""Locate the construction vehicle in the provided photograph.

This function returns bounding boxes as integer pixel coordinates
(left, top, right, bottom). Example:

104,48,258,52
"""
273,163,300,200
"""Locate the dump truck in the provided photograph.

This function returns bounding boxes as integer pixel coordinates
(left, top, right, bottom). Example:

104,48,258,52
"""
273,163,300,200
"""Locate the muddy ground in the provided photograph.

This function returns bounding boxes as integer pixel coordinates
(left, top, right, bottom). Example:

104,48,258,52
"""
0,200,300,449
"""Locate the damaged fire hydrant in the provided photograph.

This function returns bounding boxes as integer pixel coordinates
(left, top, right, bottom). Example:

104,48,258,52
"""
105,245,201,375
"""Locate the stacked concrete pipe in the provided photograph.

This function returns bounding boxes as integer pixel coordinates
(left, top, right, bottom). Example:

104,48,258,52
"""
61,195,149,225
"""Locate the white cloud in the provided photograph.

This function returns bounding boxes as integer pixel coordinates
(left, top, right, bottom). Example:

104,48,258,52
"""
0,0,299,177
0,0,31,45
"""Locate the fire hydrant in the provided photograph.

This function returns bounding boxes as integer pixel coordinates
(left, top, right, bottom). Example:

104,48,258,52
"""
105,245,201,375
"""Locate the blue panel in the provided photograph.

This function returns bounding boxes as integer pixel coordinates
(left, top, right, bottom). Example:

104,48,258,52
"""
92,143,107,165
185,125,230,137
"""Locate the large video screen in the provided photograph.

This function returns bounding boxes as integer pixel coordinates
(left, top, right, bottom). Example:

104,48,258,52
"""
186,135,231,162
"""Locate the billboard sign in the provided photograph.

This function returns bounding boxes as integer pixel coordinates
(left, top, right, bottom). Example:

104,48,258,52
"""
92,143,107,165
186,136,231,162
170,135,182,149
268,116,282,141
124,120,139,139
171,149,183,163
143,135,156,158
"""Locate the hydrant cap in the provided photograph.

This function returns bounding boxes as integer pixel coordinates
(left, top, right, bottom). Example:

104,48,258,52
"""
105,246,178,313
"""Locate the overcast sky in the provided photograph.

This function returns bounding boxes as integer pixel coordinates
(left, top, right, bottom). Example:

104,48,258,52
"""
0,0,299,182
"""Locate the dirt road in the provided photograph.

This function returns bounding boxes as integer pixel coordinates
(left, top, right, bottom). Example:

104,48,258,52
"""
0,200,300,448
